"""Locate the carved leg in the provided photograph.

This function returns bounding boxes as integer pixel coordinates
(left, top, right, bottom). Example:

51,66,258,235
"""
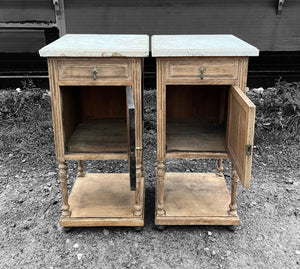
77,160,85,177
59,161,71,217
228,165,239,216
216,158,224,177
134,163,143,216
157,161,166,216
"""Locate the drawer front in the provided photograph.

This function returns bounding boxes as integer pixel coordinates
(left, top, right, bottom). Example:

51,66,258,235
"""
165,57,239,82
57,58,131,82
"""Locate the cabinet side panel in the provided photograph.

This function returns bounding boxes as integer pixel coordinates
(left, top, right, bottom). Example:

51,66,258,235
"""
237,57,249,93
157,58,166,161
131,58,142,165
48,58,65,162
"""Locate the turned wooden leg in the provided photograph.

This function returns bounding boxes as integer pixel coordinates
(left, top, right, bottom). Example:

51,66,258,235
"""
134,163,143,216
216,158,224,177
77,160,85,177
157,161,166,216
59,161,71,217
229,165,239,216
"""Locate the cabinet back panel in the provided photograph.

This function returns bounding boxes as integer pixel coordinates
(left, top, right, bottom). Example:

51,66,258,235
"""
80,86,126,120
166,85,228,124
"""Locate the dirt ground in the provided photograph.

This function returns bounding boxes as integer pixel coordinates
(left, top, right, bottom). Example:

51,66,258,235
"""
0,87,299,269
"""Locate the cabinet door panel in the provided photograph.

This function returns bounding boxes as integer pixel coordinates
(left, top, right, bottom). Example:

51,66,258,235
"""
126,86,136,191
227,85,255,188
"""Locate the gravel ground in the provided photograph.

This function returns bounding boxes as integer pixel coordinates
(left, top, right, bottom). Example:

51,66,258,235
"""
0,88,299,268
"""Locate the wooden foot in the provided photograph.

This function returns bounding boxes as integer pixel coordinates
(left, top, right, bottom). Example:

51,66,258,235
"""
227,225,237,231
134,163,143,216
59,161,71,217
216,158,224,177
134,226,143,232
62,227,72,232
228,166,239,216
157,161,166,216
77,160,85,177
156,225,165,231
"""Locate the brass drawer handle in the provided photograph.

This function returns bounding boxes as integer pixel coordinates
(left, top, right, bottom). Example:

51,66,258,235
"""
199,67,206,80
92,67,98,80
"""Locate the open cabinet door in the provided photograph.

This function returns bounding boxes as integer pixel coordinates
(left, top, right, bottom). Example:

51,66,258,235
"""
227,85,256,189
126,86,136,191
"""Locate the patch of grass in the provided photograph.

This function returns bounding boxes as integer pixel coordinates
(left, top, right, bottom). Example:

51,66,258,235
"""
248,79,300,143
0,80,55,169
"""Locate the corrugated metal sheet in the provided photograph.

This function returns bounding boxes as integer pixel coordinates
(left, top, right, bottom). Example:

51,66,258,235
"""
0,30,46,53
0,0,300,53
0,0,55,22
64,0,300,51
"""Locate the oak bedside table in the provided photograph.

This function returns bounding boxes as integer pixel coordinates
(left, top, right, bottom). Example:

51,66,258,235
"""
152,35,259,230
39,34,149,230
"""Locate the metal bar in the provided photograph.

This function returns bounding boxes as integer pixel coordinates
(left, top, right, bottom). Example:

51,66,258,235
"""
53,0,66,36
0,23,56,29
0,75,49,78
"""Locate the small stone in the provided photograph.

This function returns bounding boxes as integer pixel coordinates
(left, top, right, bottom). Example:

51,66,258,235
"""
73,243,79,249
77,253,83,260
204,247,210,252
295,250,300,255
208,231,212,236
8,153,13,158
225,250,231,257
66,239,71,244
212,250,216,256
286,187,294,193
21,159,27,163
16,88,21,92
249,201,257,207
285,179,294,184
11,223,16,228
21,224,30,230
22,170,26,173
253,87,264,95
103,229,109,236
42,228,49,234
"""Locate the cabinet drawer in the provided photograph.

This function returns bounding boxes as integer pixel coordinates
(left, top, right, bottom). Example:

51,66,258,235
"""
57,58,131,83
165,57,239,83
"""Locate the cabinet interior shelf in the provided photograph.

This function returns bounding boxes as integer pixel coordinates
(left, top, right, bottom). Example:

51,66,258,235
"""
65,119,127,154
166,119,226,153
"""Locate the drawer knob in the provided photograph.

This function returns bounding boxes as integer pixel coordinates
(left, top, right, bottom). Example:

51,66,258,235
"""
199,67,206,80
92,67,98,80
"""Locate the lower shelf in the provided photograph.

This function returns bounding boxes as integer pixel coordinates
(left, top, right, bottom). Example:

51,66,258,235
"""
155,173,239,226
60,173,144,227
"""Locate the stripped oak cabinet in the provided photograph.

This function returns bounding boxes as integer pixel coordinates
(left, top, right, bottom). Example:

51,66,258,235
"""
39,34,149,228
152,35,259,228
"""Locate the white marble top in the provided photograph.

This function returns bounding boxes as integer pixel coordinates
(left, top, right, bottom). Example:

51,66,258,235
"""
151,35,259,57
39,34,149,57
